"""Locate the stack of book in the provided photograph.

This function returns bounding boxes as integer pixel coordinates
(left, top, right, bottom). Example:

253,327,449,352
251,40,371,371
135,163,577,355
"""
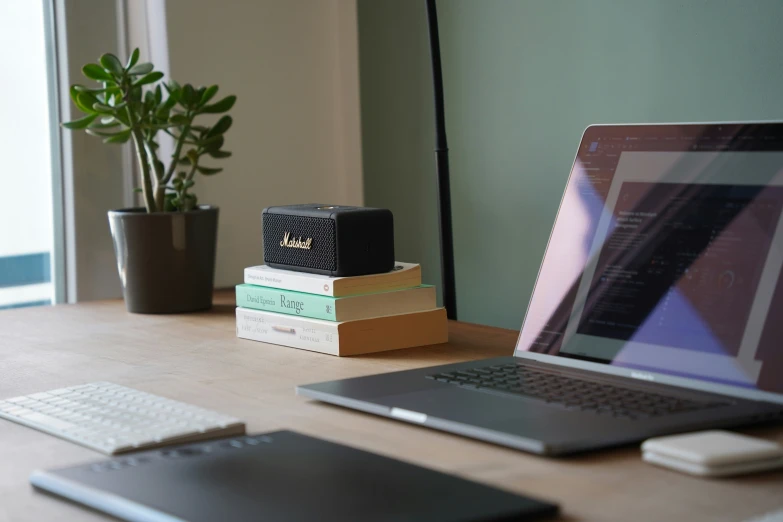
235,263,448,356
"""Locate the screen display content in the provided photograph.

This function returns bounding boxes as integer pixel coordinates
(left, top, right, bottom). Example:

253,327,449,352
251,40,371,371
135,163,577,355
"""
517,124,783,396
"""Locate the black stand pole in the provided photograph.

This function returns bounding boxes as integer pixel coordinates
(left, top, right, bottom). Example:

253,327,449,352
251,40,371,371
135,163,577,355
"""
425,0,457,320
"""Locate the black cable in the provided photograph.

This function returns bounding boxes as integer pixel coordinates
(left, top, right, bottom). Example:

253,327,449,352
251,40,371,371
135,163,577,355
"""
425,0,458,320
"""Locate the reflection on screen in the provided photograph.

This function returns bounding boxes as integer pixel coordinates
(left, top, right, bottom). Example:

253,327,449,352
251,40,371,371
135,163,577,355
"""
517,125,783,397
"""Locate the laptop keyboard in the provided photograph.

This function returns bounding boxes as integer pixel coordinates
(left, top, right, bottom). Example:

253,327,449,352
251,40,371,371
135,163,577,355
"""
426,363,728,420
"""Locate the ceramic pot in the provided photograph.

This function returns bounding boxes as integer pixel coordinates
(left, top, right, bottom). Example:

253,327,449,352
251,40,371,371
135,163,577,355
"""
108,206,218,313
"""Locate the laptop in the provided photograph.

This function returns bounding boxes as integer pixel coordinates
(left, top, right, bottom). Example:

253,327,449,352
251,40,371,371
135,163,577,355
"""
298,122,783,456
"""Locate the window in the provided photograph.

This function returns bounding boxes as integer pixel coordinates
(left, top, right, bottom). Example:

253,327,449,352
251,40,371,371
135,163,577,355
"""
0,1,59,310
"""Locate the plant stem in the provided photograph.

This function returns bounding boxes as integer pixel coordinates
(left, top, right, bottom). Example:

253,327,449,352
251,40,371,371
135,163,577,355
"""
122,91,156,213
154,182,166,211
131,129,156,212
186,156,199,181
143,140,166,209
163,119,191,185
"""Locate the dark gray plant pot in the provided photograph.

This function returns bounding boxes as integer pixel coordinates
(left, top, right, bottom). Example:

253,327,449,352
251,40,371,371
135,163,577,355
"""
108,206,218,314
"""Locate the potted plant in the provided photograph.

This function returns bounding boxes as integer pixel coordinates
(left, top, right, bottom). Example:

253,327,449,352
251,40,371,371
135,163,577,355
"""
63,48,236,313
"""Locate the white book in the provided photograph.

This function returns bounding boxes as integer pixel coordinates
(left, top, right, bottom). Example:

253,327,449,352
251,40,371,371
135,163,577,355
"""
243,262,421,297
236,307,448,356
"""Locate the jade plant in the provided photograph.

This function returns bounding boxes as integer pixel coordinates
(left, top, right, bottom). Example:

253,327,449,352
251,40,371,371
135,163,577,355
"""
63,48,236,212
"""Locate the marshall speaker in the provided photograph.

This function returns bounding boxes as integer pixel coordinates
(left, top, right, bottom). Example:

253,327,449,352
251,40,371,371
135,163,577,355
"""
262,204,394,276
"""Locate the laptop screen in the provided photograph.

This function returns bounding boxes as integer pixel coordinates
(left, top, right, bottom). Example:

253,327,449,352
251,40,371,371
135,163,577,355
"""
517,123,783,398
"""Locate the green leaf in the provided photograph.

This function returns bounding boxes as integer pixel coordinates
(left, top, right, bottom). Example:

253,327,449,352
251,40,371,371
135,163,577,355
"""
170,114,189,125
99,53,124,76
88,118,121,129
126,48,140,70
103,129,132,144
204,134,226,152
73,85,108,94
177,156,192,165
163,81,181,104
154,85,162,105
85,128,121,138
128,62,153,76
61,113,98,129
84,127,132,143
200,85,218,106
113,110,131,127
200,95,236,114
196,166,223,175
206,115,232,138
160,95,177,111
208,150,232,159
71,88,93,113
164,193,177,211
182,84,196,106
133,187,143,193
184,194,198,211
92,102,116,114
183,180,195,189
133,71,164,87
82,63,114,82
78,90,100,104
76,92,100,114
125,87,140,105
201,135,224,152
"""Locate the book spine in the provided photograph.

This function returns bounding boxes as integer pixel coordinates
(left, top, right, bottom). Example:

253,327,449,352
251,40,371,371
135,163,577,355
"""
236,284,337,321
243,267,334,296
236,308,339,355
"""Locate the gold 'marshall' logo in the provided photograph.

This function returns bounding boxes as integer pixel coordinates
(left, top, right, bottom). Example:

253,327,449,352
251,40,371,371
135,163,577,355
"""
280,232,313,250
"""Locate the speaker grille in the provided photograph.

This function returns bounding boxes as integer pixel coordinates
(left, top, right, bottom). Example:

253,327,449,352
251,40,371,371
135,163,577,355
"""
263,214,337,271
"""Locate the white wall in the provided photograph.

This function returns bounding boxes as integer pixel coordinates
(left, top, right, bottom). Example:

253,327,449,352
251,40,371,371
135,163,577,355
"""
165,0,364,287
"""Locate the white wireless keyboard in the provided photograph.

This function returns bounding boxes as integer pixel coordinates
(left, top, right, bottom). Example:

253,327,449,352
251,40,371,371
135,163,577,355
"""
0,382,246,455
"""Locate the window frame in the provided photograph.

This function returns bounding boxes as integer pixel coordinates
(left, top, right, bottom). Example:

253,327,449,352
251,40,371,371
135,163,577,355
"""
49,0,137,303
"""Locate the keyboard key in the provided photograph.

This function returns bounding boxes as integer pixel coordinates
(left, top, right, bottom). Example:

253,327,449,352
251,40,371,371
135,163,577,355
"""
22,412,75,431
427,364,726,419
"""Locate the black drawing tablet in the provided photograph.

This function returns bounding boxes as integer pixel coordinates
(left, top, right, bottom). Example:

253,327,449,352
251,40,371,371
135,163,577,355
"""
31,430,558,521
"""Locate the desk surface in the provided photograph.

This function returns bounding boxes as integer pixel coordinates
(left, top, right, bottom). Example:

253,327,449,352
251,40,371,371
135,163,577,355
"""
1,291,781,522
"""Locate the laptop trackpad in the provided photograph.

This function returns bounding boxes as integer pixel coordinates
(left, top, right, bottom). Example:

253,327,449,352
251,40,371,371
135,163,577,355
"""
374,387,547,424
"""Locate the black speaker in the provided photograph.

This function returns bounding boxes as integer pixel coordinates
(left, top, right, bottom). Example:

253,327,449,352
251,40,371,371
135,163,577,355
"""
262,204,394,276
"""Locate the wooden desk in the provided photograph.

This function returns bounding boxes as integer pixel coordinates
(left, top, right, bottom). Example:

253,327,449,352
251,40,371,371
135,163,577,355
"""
1,291,781,521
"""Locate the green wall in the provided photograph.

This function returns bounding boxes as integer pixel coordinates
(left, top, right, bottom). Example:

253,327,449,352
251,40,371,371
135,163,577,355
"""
359,0,783,330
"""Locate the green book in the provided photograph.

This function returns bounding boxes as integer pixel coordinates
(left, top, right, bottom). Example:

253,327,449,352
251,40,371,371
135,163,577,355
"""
235,284,436,322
